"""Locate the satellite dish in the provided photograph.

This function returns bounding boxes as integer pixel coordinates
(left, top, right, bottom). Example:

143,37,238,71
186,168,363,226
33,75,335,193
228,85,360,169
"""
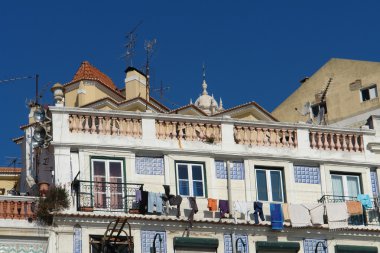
32,125,46,147
33,106,46,122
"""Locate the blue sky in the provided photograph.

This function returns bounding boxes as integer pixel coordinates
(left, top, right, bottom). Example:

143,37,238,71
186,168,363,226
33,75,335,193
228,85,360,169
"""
1,1,380,165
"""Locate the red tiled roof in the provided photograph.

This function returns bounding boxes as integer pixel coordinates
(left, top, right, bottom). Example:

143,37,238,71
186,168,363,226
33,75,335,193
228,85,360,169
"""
0,167,21,174
70,61,117,90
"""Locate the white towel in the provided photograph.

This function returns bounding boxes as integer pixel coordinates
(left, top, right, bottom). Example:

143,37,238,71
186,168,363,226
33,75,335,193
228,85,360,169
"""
326,202,349,230
303,203,324,225
233,201,250,222
288,204,312,227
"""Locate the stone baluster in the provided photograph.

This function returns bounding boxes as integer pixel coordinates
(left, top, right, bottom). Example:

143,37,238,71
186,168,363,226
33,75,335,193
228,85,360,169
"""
322,132,328,150
119,118,126,136
5,201,11,219
13,201,19,219
20,201,25,219
172,122,178,139
90,115,97,134
267,128,274,147
248,127,256,146
125,119,132,136
342,134,347,151
178,122,185,140
263,128,269,146
104,117,110,135
353,134,359,151
242,126,249,145
165,121,172,139
84,115,90,133
184,123,191,140
97,116,103,134
159,120,165,139
72,115,79,133
335,133,341,151
310,132,316,149
317,132,323,149
274,128,280,147
348,134,353,152
191,123,198,140
279,129,286,147
110,118,117,135
132,119,139,137
235,126,243,144
292,130,298,147
26,202,33,218
288,129,294,147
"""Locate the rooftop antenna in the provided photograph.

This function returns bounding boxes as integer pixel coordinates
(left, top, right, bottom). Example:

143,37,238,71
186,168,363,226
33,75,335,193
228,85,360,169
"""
152,81,170,99
124,20,143,67
144,38,157,111
6,157,21,168
0,75,39,106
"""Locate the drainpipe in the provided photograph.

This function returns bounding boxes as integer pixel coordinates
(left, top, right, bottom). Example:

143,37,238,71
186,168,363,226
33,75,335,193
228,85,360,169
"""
227,161,236,253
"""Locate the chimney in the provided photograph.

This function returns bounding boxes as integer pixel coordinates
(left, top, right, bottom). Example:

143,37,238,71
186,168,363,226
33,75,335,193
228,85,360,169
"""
124,67,148,101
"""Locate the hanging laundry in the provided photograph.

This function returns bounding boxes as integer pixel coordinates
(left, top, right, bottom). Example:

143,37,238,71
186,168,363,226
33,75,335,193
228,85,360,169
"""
270,203,284,230
282,203,290,221
219,200,229,218
253,201,265,224
135,190,142,202
207,198,218,211
233,201,250,222
346,201,363,215
303,203,324,225
162,185,182,217
288,204,312,227
326,202,349,230
148,192,163,214
357,194,373,209
139,191,149,214
188,197,198,227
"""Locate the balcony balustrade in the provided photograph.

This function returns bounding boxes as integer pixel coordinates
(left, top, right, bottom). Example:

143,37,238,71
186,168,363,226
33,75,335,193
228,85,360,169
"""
309,131,364,152
69,114,142,137
72,180,143,213
318,194,380,226
234,125,298,148
0,195,36,220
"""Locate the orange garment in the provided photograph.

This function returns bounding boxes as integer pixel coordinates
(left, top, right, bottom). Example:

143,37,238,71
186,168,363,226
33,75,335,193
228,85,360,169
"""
346,201,363,215
207,198,217,211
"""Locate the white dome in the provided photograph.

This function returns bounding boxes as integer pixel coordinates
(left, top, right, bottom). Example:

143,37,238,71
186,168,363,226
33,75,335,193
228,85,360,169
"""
194,79,220,115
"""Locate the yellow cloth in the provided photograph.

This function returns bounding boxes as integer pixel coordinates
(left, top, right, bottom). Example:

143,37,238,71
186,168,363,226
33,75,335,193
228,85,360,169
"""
282,203,290,221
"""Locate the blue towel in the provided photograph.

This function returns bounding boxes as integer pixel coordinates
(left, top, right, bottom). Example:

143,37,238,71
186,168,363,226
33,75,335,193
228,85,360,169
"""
270,203,284,230
357,194,373,209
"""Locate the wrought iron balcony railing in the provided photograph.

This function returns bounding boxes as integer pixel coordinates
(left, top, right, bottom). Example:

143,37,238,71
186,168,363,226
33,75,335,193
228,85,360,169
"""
72,179,143,213
318,195,380,226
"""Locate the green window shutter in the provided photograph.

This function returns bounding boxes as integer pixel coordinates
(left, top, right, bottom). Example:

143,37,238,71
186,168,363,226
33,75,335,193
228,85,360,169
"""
335,245,378,253
256,241,300,252
173,237,219,249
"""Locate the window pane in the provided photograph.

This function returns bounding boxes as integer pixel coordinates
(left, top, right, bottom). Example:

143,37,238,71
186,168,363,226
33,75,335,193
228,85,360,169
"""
93,161,105,176
256,170,268,201
362,89,370,101
369,87,377,99
193,181,204,197
109,162,122,177
178,165,189,179
178,180,189,196
271,170,283,202
332,175,344,196
347,176,360,197
192,165,203,180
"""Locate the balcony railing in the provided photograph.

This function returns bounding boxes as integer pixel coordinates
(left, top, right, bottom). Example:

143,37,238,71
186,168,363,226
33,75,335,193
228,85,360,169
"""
318,195,380,226
0,195,36,220
72,180,143,213
310,131,364,152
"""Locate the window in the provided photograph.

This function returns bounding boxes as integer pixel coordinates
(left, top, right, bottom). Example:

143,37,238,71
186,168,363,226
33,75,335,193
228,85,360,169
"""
91,158,124,210
303,239,328,253
370,170,379,197
331,174,361,198
224,234,249,253
361,85,378,102
215,160,245,180
255,167,284,202
176,162,206,197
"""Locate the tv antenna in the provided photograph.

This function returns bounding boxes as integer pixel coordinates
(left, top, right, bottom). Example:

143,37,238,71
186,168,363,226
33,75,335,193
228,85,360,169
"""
0,74,40,105
152,81,170,99
124,20,143,67
6,157,22,168
144,38,157,110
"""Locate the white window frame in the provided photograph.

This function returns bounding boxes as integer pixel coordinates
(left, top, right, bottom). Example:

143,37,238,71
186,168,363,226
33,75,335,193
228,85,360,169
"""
360,85,378,102
91,158,125,210
255,168,284,202
331,174,361,197
176,162,206,198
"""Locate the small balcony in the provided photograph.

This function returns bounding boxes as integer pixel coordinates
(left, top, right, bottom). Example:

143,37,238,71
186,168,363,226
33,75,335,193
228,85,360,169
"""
318,194,380,226
0,195,36,220
72,180,143,213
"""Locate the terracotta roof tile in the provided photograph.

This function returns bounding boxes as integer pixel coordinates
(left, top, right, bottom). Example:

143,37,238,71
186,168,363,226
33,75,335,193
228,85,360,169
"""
0,167,21,173
71,61,117,90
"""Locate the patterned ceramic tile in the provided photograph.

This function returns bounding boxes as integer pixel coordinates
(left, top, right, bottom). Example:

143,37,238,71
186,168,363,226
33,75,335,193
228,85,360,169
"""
141,230,166,253
0,239,48,253
371,171,379,197
294,165,320,184
136,157,164,175
303,239,328,253
216,161,245,180
224,234,248,253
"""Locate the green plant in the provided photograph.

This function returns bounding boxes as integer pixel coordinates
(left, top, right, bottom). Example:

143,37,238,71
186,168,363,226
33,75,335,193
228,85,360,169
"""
36,185,70,226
